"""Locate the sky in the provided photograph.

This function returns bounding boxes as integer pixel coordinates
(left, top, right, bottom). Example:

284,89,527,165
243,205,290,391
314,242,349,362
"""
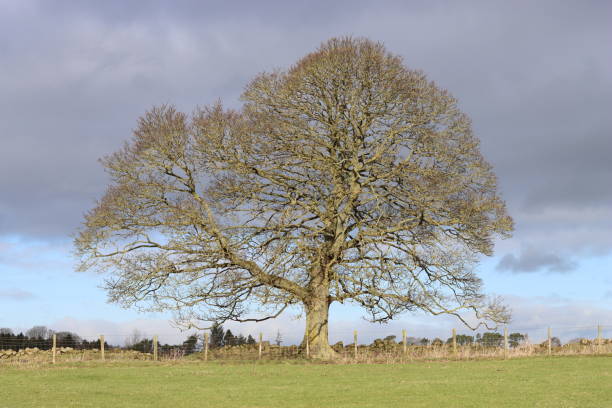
1,0,611,346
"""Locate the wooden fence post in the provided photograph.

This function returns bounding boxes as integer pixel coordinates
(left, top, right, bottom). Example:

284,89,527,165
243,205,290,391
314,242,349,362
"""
597,325,602,354
547,327,552,356
525,333,532,354
52,334,57,364
204,332,209,361
504,327,509,359
353,330,358,360
452,328,457,356
153,335,158,361
306,336,310,358
100,335,105,361
258,333,263,360
402,329,407,355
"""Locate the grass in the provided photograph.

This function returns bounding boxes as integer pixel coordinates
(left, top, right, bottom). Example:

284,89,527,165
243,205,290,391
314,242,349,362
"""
1,355,610,407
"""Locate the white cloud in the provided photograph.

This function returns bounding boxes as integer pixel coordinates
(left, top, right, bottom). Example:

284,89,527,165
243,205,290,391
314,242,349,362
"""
0,288,36,301
504,295,612,342
47,317,190,346
20,293,607,347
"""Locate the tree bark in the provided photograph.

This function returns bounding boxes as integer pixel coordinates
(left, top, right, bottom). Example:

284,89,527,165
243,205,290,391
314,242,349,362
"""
302,286,337,360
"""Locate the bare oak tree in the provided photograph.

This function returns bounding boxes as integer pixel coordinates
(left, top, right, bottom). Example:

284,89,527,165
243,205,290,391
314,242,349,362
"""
76,38,513,359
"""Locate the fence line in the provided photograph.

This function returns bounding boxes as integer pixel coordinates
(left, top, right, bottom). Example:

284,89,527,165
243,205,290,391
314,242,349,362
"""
1,323,610,365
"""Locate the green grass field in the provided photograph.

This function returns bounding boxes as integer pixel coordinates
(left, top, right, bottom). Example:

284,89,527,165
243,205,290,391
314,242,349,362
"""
1,356,610,407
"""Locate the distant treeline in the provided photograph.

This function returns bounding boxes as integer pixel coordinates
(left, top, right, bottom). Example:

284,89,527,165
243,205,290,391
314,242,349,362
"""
1,325,530,353
0,326,105,351
368,332,527,348
209,323,258,348
0,324,260,354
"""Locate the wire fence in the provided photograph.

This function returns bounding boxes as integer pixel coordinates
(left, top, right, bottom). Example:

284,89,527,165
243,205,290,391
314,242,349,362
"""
1,324,610,365
0,332,197,363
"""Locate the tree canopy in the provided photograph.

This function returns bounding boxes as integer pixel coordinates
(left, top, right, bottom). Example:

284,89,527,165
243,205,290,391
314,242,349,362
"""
76,37,513,358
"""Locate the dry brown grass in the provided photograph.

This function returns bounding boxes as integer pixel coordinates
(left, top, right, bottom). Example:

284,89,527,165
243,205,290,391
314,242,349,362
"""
2,342,611,366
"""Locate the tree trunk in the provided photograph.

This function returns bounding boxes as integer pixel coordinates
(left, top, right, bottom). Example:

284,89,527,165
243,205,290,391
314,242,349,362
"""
302,288,336,360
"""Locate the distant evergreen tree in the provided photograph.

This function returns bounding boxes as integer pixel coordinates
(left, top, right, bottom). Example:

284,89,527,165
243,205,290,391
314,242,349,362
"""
446,334,474,345
274,330,283,346
183,334,199,355
236,334,246,346
508,332,526,348
55,332,82,348
224,329,236,347
210,323,225,348
129,338,154,352
478,332,503,347
247,334,256,345
82,338,108,350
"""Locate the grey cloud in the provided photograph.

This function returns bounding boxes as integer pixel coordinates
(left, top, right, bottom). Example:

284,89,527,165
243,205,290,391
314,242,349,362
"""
0,0,610,264
0,288,36,301
496,248,578,273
